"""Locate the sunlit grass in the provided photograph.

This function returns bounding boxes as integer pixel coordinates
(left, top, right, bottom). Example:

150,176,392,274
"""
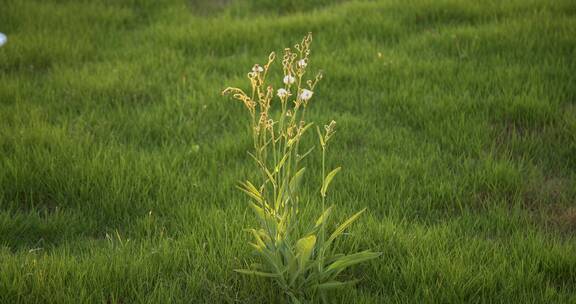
0,0,575,303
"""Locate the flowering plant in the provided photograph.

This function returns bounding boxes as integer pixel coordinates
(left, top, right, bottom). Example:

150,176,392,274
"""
223,33,380,303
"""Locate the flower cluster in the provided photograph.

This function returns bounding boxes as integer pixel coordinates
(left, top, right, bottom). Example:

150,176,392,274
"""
223,32,323,148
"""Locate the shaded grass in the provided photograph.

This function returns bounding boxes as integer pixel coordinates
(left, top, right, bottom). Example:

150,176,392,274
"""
0,0,575,302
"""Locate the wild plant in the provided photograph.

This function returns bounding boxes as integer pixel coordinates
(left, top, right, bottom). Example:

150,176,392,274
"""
223,33,380,303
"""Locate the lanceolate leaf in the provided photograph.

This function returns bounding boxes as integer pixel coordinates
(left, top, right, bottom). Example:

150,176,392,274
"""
248,243,285,278
325,208,366,248
249,202,267,222
299,122,314,136
287,292,303,304
298,146,315,162
237,181,264,204
316,126,325,147
320,167,341,197
249,202,277,236
248,152,277,187
249,229,267,248
295,235,316,269
277,207,289,239
275,181,286,210
314,280,359,290
314,206,333,229
234,269,280,278
275,153,289,173
289,167,306,195
325,251,381,274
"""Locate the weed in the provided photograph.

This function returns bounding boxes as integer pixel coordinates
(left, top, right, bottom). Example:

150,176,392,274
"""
223,33,380,303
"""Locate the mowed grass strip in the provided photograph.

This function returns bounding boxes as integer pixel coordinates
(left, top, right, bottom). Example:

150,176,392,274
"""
0,0,575,302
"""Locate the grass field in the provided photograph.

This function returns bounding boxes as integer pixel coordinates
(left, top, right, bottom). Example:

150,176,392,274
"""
1,0,576,302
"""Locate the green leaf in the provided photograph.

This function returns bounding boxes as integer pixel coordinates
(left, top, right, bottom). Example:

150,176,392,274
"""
298,146,315,161
248,242,262,252
299,122,314,135
237,181,263,204
248,152,277,187
275,180,286,210
314,280,359,290
275,153,289,173
287,291,302,304
325,250,381,274
249,229,266,248
248,228,273,248
249,203,277,236
325,253,345,264
234,269,280,278
289,167,306,195
320,167,341,197
325,208,366,248
248,242,285,278
316,126,325,147
314,206,333,229
249,202,266,221
277,207,289,238
295,235,316,269
286,247,299,281
287,123,315,147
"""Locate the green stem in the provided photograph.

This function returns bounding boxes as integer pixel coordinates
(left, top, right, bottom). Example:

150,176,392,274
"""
319,144,326,273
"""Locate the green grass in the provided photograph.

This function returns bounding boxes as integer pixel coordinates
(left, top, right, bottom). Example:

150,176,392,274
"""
1,0,576,302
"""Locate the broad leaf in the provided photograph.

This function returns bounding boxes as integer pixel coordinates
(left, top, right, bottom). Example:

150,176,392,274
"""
295,235,316,269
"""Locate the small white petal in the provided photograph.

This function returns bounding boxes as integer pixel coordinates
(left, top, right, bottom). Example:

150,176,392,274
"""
300,89,313,101
277,88,289,98
283,75,295,85
297,59,307,68
252,65,264,73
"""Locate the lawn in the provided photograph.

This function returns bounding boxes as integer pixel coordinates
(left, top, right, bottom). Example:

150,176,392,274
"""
1,0,575,302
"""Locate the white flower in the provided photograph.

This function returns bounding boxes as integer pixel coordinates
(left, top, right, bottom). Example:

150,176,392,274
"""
283,75,295,85
297,59,307,68
299,89,313,101
0,33,6,47
252,64,264,73
277,88,289,98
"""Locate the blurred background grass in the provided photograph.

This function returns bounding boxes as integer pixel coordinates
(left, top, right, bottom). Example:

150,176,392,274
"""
0,0,575,302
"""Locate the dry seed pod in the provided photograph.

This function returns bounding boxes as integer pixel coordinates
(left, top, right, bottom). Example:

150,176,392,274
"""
267,52,276,63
